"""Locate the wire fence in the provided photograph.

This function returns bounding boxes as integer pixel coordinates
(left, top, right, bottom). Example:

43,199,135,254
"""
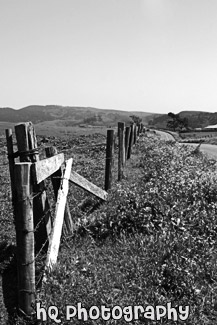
0,122,144,318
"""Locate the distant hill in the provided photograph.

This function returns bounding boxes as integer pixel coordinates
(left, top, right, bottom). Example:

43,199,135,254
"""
148,110,217,129
0,105,160,127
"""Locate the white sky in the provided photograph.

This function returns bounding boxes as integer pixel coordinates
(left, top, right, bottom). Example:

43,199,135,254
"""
1,0,217,114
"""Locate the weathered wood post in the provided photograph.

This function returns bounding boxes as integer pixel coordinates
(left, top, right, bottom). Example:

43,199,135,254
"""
45,146,74,235
5,129,16,213
45,159,73,271
15,122,51,252
14,163,35,317
134,124,138,144
105,129,114,191
137,123,140,135
125,126,131,161
127,124,134,159
118,122,125,180
113,130,118,150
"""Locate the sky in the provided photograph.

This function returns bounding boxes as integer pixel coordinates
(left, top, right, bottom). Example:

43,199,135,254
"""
1,0,217,114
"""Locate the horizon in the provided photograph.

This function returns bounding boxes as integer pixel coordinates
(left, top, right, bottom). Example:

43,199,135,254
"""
1,104,217,116
1,1,217,114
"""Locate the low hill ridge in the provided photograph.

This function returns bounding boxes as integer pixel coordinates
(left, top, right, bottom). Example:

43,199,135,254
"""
0,105,159,126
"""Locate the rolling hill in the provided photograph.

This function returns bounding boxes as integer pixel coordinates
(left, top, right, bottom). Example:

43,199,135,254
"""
0,105,159,125
0,105,161,137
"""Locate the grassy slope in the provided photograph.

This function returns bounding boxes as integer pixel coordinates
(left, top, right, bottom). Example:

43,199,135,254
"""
40,135,217,325
1,132,217,324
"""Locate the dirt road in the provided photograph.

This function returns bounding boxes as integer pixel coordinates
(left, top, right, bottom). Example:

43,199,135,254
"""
154,130,175,141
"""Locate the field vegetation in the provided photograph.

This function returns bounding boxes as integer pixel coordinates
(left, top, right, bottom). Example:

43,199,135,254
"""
1,131,217,323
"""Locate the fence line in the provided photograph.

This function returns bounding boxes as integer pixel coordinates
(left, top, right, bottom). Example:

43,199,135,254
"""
105,122,144,188
4,120,144,319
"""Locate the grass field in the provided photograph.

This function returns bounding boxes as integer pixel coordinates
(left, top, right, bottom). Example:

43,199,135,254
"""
0,121,109,138
1,131,217,324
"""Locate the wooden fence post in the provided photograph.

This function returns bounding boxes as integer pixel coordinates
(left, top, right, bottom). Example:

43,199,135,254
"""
118,122,125,181
113,130,118,150
127,124,134,159
5,129,16,214
105,129,114,191
125,126,130,161
137,124,141,136
15,122,51,252
45,146,74,235
45,159,73,271
134,124,138,144
14,163,35,317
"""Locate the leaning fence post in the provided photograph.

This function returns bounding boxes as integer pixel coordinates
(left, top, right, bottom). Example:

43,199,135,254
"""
105,129,114,191
45,146,74,235
14,162,35,317
118,122,125,181
45,158,73,271
125,126,130,161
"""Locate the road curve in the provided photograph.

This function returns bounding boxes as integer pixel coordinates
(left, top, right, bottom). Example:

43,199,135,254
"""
151,130,217,160
154,130,175,141
155,131,217,159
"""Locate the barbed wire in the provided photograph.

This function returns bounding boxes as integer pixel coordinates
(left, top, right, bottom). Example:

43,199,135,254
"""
34,206,55,234
56,142,106,151
16,187,47,203
36,270,46,289
20,237,49,268
14,207,54,237
18,205,55,268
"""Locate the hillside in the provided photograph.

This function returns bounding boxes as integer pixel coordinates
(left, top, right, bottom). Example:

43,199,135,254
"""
0,105,160,127
148,110,217,129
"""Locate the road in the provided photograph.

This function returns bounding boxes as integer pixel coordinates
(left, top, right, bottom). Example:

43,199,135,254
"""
154,130,176,141
155,130,217,160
